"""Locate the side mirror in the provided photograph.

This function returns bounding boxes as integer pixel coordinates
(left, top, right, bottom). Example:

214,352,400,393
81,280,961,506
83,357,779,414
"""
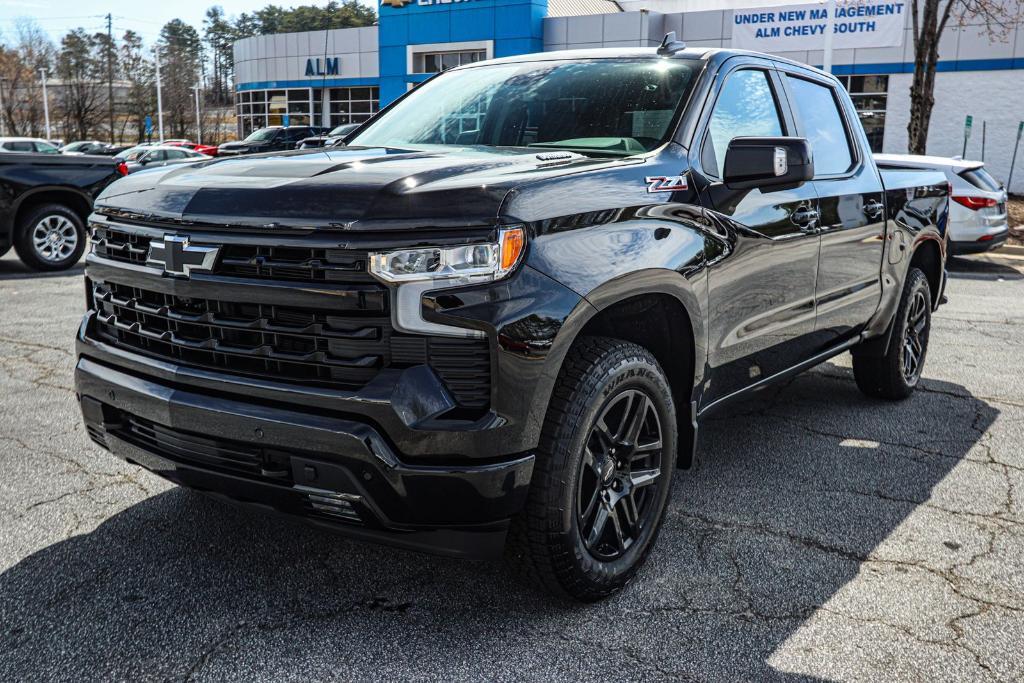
723,137,813,190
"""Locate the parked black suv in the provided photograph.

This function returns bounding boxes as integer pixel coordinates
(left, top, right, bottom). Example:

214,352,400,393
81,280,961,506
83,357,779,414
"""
218,125,326,156
76,42,948,600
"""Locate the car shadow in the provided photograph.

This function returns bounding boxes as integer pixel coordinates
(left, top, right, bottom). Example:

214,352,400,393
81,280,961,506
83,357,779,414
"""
0,367,997,680
947,254,1023,280
0,256,84,280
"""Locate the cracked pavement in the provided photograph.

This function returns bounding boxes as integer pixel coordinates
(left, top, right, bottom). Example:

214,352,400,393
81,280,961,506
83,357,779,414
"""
0,252,1022,681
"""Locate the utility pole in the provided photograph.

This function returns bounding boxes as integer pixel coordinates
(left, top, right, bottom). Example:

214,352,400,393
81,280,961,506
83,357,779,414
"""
39,69,51,141
106,13,115,144
155,47,164,143
191,85,202,145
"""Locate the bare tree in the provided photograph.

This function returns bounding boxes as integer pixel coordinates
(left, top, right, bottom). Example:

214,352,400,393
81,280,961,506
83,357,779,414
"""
0,20,55,137
55,29,106,141
907,0,1021,154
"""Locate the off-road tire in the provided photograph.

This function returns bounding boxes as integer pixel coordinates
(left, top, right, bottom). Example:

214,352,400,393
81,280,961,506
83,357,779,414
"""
852,267,932,400
508,336,677,601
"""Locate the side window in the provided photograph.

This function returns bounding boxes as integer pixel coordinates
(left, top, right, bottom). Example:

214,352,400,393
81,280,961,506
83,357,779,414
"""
6,141,34,152
702,69,784,178
165,149,187,159
785,75,854,176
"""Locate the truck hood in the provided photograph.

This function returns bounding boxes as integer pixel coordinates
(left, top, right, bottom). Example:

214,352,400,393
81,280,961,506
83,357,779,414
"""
95,145,625,231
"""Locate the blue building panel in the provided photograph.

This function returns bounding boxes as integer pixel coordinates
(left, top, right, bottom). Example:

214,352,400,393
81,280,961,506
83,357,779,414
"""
375,0,548,105
494,4,536,39
450,7,497,42
378,14,409,47
408,10,452,43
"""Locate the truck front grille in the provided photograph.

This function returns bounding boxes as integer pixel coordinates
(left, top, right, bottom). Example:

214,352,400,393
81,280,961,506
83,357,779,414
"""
91,225,375,283
88,280,491,409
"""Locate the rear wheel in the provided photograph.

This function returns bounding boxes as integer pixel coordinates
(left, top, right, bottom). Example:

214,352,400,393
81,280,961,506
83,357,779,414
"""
509,336,676,601
13,204,86,271
852,267,932,399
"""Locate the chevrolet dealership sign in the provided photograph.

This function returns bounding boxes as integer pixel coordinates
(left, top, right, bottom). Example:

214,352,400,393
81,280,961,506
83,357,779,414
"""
732,1,905,52
382,0,485,7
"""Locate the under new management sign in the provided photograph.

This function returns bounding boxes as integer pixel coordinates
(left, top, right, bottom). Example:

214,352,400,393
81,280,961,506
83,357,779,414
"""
732,1,906,52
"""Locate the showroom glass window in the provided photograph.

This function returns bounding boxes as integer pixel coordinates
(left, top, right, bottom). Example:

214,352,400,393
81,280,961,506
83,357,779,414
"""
836,75,888,152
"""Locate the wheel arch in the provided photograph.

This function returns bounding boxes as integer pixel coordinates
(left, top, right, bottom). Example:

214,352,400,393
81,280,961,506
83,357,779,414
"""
12,186,93,238
908,236,943,309
531,269,706,468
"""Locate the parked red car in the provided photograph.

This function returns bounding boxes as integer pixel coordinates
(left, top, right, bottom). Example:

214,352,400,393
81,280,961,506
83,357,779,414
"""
165,140,219,157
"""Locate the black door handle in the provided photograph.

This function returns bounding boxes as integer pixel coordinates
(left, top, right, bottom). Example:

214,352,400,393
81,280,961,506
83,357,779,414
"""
791,205,819,229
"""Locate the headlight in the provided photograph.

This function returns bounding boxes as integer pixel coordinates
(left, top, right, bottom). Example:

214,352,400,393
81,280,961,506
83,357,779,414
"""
369,226,525,283
368,226,526,338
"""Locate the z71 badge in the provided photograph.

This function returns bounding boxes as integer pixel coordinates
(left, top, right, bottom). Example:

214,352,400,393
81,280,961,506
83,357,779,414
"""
645,175,688,193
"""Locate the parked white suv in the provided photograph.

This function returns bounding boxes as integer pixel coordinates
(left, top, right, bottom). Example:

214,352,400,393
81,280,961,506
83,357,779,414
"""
875,154,1009,254
0,137,62,154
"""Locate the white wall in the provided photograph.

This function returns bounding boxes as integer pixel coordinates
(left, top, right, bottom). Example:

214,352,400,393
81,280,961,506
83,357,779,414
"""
233,26,379,85
884,70,1024,193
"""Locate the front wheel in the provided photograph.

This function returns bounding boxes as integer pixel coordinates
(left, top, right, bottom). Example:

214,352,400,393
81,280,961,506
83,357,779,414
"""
852,267,932,400
509,336,677,601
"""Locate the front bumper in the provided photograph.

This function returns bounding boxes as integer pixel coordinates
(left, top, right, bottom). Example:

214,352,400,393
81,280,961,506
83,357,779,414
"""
75,355,534,559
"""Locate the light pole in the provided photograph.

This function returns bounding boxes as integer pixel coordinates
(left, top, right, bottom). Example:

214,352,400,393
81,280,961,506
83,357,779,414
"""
191,85,201,145
39,68,51,141
154,47,164,143
822,0,836,73
0,77,6,137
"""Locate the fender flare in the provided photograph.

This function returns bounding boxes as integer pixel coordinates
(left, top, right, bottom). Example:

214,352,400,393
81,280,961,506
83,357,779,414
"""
522,267,708,453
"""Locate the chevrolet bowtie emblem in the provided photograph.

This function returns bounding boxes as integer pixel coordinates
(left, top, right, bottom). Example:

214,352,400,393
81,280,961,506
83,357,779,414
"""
147,235,220,277
381,0,414,7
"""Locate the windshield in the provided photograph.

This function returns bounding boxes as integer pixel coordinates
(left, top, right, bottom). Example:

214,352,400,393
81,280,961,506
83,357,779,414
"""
244,128,278,142
350,58,700,156
120,147,149,161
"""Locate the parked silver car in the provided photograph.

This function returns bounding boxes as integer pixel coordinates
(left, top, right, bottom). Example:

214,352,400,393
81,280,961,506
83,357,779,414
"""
113,145,211,175
875,154,1009,254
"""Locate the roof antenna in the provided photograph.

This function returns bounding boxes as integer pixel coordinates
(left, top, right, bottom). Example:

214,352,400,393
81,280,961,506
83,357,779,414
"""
657,31,687,56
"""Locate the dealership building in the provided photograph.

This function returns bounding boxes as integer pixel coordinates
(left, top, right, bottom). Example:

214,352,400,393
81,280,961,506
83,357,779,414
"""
231,0,1024,191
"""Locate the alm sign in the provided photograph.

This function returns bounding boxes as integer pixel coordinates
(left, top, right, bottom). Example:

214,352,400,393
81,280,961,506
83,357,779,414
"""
305,57,340,76
732,1,906,52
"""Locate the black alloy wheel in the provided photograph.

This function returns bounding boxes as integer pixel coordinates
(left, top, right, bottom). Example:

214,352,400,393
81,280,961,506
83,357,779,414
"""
901,288,928,384
852,266,932,400
578,389,664,561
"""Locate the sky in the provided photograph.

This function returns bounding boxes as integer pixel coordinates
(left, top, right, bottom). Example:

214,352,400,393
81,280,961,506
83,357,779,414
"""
0,0,376,47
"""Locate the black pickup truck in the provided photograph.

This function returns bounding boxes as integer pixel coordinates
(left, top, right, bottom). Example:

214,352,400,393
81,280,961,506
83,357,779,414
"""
75,41,948,600
1,152,120,270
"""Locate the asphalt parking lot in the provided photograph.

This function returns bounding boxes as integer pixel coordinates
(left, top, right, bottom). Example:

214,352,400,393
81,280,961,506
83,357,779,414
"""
1,251,1022,682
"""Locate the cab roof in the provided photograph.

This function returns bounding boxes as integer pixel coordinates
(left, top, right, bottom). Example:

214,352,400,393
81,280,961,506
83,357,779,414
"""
460,46,834,80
